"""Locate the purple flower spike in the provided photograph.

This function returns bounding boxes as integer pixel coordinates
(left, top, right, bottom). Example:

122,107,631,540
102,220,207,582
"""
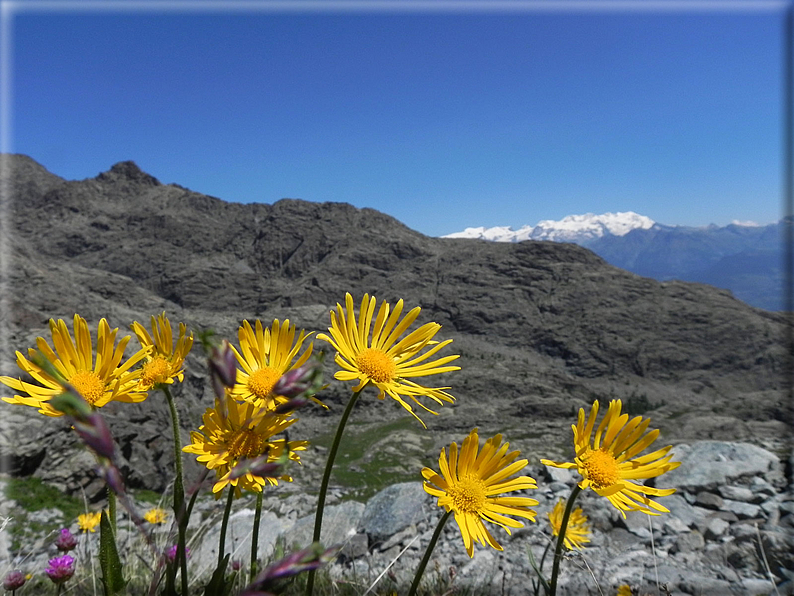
3,570,26,591
44,554,75,585
55,527,78,552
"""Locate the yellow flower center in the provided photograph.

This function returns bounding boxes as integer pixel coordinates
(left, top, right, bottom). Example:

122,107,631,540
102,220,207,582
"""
447,473,487,514
355,348,397,384
581,449,620,488
69,370,105,405
228,428,266,460
248,367,281,399
141,356,170,387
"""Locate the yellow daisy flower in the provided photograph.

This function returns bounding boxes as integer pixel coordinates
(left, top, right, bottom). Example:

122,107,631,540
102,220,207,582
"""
541,400,680,518
131,312,193,391
77,511,102,533
422,428,539,557
616,585,633,596
183,393,307,496
317,293,460,427
1,315,149,416
143,507,169,524
230,319,314,410
547,498,591,550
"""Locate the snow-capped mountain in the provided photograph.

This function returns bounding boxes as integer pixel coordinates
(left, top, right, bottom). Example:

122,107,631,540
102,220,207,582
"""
442,212,784,311
443,211,655,243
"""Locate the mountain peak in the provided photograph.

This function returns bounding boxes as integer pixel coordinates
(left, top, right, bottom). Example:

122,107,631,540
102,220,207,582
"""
96,161,160,186
443,211,655,243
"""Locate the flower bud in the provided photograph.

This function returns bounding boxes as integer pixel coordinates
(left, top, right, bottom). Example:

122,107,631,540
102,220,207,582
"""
55,528,78,552
272,357,323,399
98,463,126,496
242,543,339,594
208,339,237,394
228,452,287,481
73,412,116,461
3,570,26,591
165,544,190,564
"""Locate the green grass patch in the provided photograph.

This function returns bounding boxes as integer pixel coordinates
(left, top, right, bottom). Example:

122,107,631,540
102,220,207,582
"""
313,417,432,501
5,476,84,519
3,477,88,553
133,488,167,505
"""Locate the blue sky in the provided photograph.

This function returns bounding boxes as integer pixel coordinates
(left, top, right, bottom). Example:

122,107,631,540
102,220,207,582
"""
5,1,786,237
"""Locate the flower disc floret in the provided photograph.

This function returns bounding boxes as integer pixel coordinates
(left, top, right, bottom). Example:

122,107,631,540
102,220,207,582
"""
541,399,681,517
0,315,149,416
317,293,460,427
422,428,538,557
230,319,318,410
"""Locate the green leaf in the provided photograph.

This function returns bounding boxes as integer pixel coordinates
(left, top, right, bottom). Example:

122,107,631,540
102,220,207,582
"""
98,510,127,595
527,544,550,596
203,553,231,596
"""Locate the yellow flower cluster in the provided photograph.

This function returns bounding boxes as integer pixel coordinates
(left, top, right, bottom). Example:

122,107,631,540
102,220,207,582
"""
0,313,192,415
0,293,683,593
183,318,314,496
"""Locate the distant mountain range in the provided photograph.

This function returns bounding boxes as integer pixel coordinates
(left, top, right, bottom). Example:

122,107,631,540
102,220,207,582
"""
444,212,785,311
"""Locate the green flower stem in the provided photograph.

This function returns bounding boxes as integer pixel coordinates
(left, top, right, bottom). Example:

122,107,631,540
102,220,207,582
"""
305,386,365,596
407,509,453,596
163,385,189,596
250,490,263,583
218,486,236,570
107,486,117,535
548,484,582,596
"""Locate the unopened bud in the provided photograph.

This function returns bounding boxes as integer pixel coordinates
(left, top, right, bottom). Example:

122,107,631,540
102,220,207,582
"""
49,390,93,422
3,570,26,591
73,413,115,461
273,397,309,415
98,464,125,496
272,357,324,399
55,528,78,552
243,542,339,594
228,451,288,480
208,340,237,400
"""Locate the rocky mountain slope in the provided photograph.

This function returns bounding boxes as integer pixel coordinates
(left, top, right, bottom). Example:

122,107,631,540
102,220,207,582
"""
0,154,790,502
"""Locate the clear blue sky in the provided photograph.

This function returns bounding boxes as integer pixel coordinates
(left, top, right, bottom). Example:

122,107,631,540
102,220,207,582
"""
5,2,786,236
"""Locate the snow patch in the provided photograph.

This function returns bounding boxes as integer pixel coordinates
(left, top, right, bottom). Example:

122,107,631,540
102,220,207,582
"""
442,211,655,243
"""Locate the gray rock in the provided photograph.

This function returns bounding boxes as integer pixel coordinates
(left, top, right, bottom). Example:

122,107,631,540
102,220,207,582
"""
340,533,368,559
665,441,780,492
722,498,762,519
742,578,777,595
679,574,733,596
672,530,705,553
359,482,430,544
192,508,292,577
695,491,724,510
662,494,701,529
704,517,730,540
663,517,690,535
287,500,365,551
718,485,756,503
